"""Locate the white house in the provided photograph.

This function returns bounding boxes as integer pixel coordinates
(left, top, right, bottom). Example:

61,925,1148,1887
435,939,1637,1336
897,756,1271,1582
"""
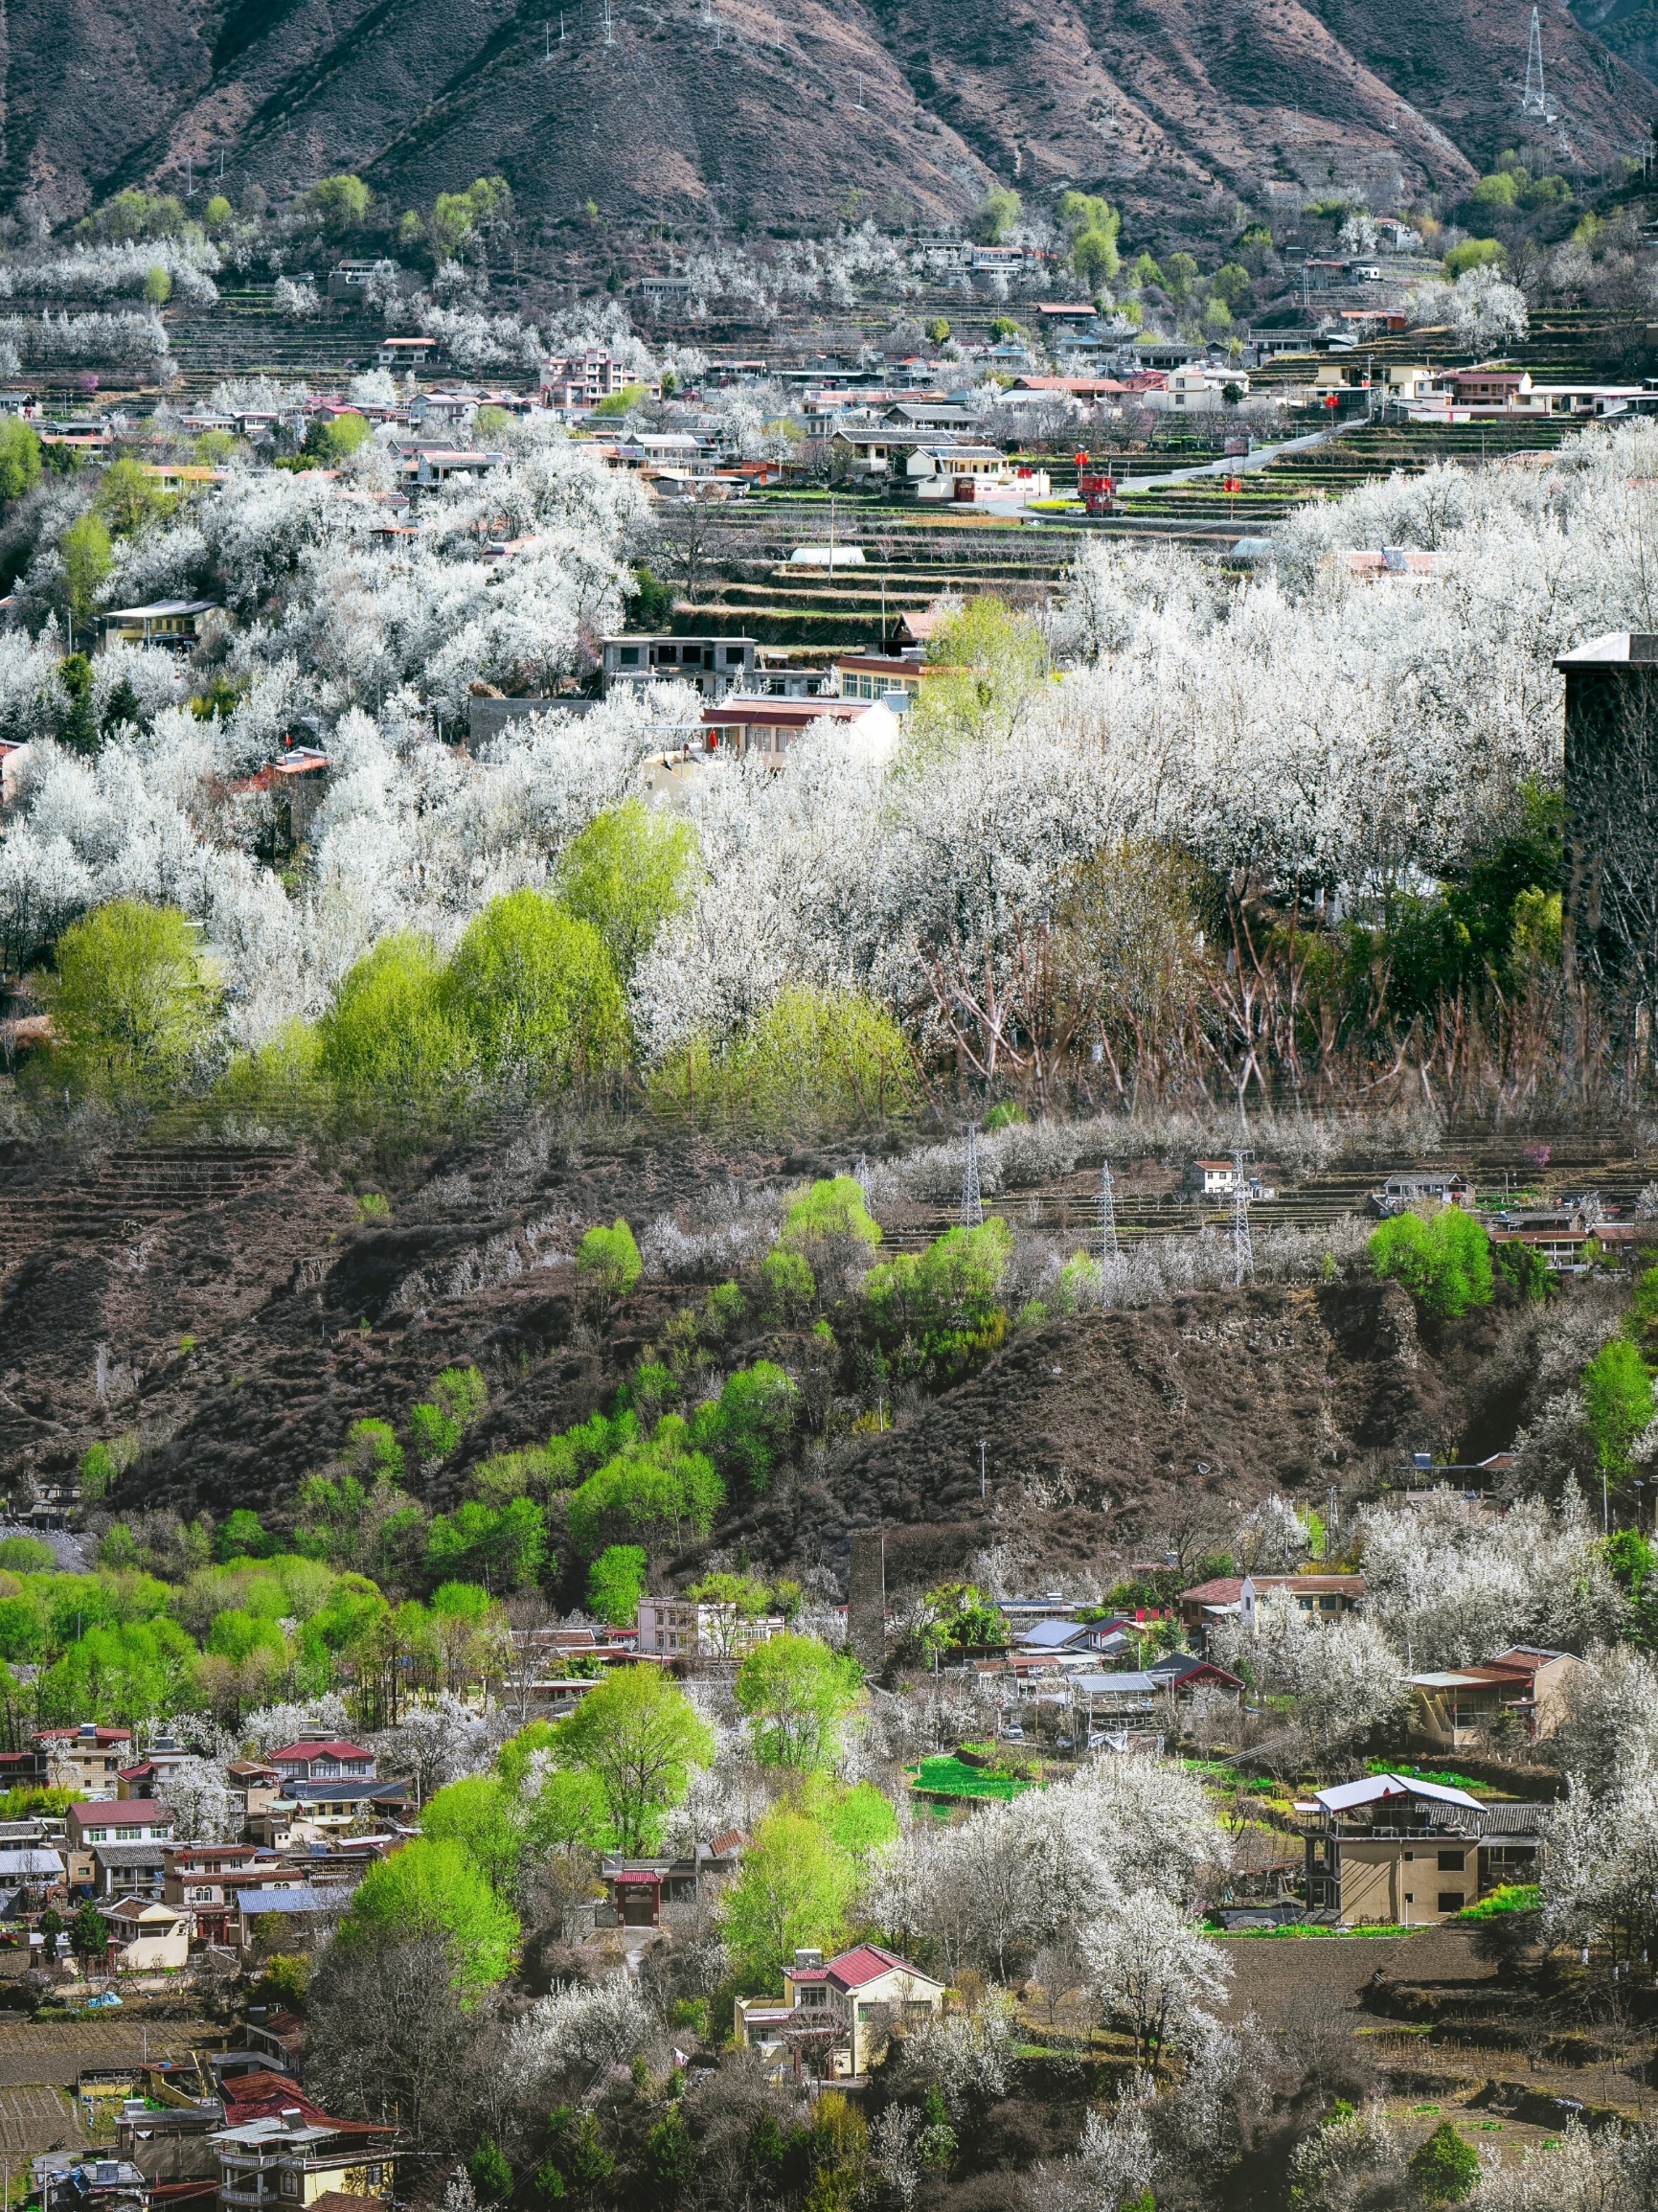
637,1595,785,1659
101,1899,189,1973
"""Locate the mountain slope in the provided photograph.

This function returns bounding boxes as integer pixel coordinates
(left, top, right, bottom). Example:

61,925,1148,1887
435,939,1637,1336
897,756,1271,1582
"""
0,0,1650,242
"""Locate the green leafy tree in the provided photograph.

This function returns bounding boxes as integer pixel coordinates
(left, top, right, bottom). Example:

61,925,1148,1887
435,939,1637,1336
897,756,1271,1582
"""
927,316,951,344
422,1776,524,1892
645,2108,694,2194
61,511,112,627
1582,1338,1654,1479
554,800,698,980
305,175,373,232
565,1418,723,1556
557,1665,713,1854
1211,261,1251,311
655,987,917,1136
760,1247,816,1320
577,1219,642,1302
1056,190,1121,286
468,2141,512,2201
337,1836,518,1996
0,1537,53,1572
734,1632,863,1770
425,1499,546,1593
319,933,475,1119
433,176,513,259
443,889,628,1089
302,412,371,464
1408,2121,1480,2203
410,1365,488,1466
779,1175,882,1256
72,1900,109,1957
587,1544,647,1625
911,595,1049,752
1368,1208,1494,1320
216,1510,269,1562
49,901,219,1103
718,1808,855,1990
814,1778,898,1862
97,457,173,538
865,1218,1013,1380
972,187,1022,244
1164,250,1199,301
918,1582,1009,1654
0,418,41,503
143,263,171,306
691,1363,801,1493
1443,238,1504,279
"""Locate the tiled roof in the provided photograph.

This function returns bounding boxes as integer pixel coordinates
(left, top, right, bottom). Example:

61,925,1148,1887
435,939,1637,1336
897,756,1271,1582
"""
825,1945,918,1991
267,1743,372,1764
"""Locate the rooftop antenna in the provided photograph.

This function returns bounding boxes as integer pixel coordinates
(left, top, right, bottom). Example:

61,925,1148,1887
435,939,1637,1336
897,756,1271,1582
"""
1522,5,1546,118
961,1123,984,1229
1100,1155,1119,1263
1231,1148,1256,1286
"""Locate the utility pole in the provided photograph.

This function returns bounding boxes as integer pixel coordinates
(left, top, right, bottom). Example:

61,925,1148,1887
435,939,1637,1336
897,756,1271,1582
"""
978,1439,988,1499
1231,1150,1255,1285
854,1151,872,1204
1100,1155,1119,1263
961,1123,983,1228
602,0,614,46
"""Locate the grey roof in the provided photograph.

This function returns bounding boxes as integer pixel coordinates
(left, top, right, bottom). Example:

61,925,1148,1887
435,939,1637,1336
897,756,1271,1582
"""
0,1849,63,1877
236,1885,339,1915
1476,1803,1551,1835
278,1777,408,1804
1073,1672,1162,1697
91,1842,167,1864
1017,1619,1095,1649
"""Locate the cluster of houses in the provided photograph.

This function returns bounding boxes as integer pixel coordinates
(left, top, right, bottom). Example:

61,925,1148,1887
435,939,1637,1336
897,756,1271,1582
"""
0,1725,417,1972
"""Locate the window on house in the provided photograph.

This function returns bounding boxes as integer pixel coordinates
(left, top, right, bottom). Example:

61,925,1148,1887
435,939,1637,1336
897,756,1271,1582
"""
1437,1851,1465,1872
1437,1892,1465,1914
280,2177,299,2198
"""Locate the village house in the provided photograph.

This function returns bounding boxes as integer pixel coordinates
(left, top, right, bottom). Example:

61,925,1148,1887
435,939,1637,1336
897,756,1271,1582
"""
163,1844,267,1945
96,602,217,651
831,652,937,704
601,1831,747,1926
736,1945,947,2081
636,1594,786,1661
375,335,436,372
210,2092,395,2210
699,695,903,766
265,1736,375,1785
99,1900,190,1973
249,1778,412,1849
225,1762,284,1827
601,633,758,701
1408,1646,1580,1749
1147,364,1249,412
233,1885,344,1950
34,1726,132,1796
1301,1773,1550,1926
539,350,655,409
115,1738,196,1801
1368,1170,1475,1217
65,1799,173,1889
33,2155,150,2212
1179,1573,1367,1640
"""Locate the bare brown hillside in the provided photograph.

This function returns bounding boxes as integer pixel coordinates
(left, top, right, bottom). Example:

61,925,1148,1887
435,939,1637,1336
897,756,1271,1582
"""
0,1113,1557,1609
2,0,1648,238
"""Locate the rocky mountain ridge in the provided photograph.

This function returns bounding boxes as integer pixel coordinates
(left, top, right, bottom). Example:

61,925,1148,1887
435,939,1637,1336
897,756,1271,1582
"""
2,0,1650,240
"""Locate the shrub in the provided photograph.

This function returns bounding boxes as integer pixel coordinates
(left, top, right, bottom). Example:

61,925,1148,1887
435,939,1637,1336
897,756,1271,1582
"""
442,889,629,1090
778,1175,881,1255
865,1218,1013,1380
1368,1208,1493,1318
49,901,219,1103
577,1220,642,1302
320,934,474,1120
1442,238,1505,279
651,986,918,1135
1408,2121,1479,2202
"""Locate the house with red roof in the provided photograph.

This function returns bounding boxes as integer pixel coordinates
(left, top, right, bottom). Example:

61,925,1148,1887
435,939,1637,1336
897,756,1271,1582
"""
265,1738,375,1783
735,1944,946,2080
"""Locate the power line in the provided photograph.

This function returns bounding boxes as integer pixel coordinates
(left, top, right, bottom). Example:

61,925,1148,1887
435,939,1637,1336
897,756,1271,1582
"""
961,1123,983,1230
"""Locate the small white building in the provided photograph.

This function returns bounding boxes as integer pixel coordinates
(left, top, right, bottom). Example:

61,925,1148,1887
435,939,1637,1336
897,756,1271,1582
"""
736,1945,947,2080
1147,364,1249,413
101,1899,189,1973
637,1595,786,1659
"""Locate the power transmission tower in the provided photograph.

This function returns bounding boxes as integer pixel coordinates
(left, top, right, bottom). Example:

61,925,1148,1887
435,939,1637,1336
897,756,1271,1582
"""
961,1124,983,1230
1522,6,1546,117
854,1152,872,1206
1231,1149,1255,1286
1100,1156,1119,1263
602,0,614,45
